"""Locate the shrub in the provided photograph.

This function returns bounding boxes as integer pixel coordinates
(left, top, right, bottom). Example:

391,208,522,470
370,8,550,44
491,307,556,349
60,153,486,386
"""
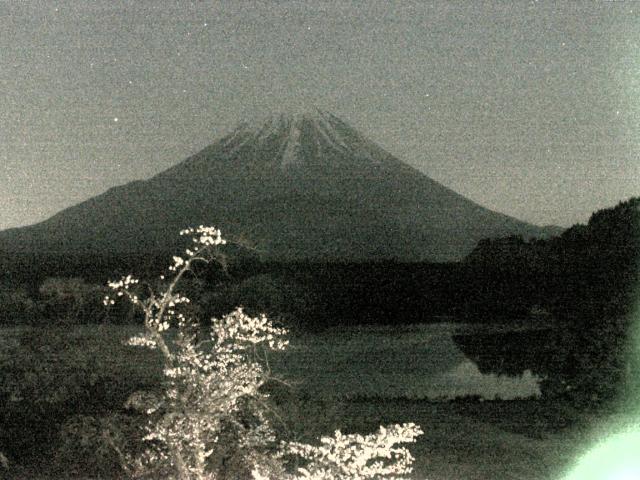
39,277,112,324
0,287,37,325
0,326,108,461
106,226,423,479
53,413,139,478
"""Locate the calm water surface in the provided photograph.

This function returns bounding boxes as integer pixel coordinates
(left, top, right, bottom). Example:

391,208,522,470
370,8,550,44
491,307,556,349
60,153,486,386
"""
272,323,541,400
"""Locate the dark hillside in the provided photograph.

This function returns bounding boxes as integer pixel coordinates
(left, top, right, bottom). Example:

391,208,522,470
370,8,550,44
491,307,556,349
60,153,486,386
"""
462,197,640,406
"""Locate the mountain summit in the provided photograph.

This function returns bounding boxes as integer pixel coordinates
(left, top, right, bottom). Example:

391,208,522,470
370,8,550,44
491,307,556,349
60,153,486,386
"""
0,110,558,261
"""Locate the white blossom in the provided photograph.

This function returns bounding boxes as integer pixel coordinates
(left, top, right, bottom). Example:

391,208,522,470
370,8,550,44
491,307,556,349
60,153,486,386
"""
125,334,157,349
283,424,423,480
107,226,422,480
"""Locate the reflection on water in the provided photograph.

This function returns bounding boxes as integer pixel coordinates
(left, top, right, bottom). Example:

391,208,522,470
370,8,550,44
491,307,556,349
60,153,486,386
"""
276,323,543,400
435,361,541,400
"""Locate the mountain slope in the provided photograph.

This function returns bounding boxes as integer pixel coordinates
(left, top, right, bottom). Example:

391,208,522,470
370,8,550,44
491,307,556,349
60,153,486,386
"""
0,110,559,261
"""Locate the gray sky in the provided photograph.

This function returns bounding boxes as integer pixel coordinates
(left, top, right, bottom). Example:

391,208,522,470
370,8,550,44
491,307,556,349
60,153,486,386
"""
1,0,638,230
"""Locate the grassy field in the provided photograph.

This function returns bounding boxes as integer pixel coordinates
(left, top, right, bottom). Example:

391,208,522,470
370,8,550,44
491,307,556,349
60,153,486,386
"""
0,323,628,479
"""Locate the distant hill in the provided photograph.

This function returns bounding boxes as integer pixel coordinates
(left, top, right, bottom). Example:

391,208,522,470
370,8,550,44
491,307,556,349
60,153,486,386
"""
466,197,639,275
0,109,558,261
461,196,640,404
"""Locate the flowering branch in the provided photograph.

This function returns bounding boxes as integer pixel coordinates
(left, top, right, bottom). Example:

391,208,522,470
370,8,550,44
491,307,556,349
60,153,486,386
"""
105,226,226,364
105,226,423,480
284,424,423,480
106,227,292,479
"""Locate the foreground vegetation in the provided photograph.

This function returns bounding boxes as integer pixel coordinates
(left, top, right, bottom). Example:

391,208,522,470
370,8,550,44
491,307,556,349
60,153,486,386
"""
0,322,616,479
3,228,427,479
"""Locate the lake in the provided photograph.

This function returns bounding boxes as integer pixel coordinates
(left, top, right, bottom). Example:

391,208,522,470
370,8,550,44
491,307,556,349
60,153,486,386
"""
272,323,543,400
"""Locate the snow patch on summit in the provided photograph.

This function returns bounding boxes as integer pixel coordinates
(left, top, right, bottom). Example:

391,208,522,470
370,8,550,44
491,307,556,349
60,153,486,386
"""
226,109,382,168
281,118,303,167
309,113,349,153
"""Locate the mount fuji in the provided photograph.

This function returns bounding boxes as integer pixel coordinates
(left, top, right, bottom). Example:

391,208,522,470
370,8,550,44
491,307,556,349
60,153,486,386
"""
0,109,559,261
